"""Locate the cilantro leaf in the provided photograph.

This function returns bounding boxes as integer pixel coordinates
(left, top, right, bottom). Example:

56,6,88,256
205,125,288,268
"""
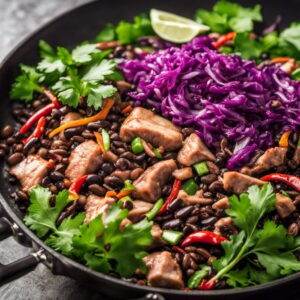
95,23,116,42
87,85,117,110
82,59,116,82
10,65,43,101
37,57,66,74
57,47,74,66
71,44,100,64
39,40,56,59
24,187,70,237
188,266,211,289
46,213,85,255
195,0,262,33
280,23,300,51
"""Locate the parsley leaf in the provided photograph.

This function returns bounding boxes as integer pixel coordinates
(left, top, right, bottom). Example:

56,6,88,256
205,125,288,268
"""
82,59,116,82
95,23,116,42
71,44,100,64
10,65,43,101
87,85,117,110
195,0,262,33
24,186,70,237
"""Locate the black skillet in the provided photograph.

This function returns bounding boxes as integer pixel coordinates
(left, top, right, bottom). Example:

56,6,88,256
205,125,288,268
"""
1,0,300,299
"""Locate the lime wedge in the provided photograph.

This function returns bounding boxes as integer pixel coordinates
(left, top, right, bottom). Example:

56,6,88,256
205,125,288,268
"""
150,9,209,43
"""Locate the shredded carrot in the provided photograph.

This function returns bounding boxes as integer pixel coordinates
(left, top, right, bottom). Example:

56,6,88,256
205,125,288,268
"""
94,131,105,153
271,57,291,64
117,189,132,199
106,190,118,197
212,32,236,49
48,99,114,138
279,131,291,148
122,105,133,114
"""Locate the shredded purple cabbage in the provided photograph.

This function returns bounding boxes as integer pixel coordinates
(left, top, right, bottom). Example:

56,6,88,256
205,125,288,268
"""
120,36,300,169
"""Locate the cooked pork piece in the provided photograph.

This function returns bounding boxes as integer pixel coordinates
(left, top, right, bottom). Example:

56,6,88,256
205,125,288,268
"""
214,217,233,234
250,147,287,174
144,251,184,289
172,167,193,181
177,133,215,166
120,107,182,151
212,197,230,210
10,155,50,191
65,140,102,181
223,171,264,194
133,159,177,202
177,189,212,206
150,224,165,248
128,200,153,222
84,194,116,223
293,147,300,165
275,193,296,218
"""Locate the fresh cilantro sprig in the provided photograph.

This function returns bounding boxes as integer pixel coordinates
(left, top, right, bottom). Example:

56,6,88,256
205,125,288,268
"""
195,0,262,33
95,14,154,44
24,186,153,277
210,184,300,288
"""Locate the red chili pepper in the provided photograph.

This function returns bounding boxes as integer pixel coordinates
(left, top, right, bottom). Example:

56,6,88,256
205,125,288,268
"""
261,173,300,193
199,279,216,290
212,32,236,49
181,230,227,247
19,90,61,135
158,179,181,215
22,116,46,144
69,175,89,200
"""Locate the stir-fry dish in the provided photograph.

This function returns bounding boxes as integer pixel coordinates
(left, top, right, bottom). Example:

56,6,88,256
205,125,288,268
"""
2,1,300,291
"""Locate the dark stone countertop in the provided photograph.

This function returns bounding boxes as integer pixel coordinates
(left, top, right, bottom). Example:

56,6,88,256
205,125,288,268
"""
0,1,107,299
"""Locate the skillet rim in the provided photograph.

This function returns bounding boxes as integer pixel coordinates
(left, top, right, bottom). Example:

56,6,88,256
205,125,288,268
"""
0,0,300,297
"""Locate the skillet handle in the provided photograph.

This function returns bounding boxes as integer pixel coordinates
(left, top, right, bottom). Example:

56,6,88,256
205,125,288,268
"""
0,252,41,284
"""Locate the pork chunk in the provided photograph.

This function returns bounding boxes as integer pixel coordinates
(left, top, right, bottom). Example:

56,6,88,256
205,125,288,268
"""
172,167,193,181
144,251,184,289
275,193,296,218
177,189,212,206
120,107,182,151
10,155,50,191
133,159,177,202
212,197,230,210
65,140,102,181
223,171,264,194
251,147,287,174
84,194,116,223
177,133,215,166
128,200,153,223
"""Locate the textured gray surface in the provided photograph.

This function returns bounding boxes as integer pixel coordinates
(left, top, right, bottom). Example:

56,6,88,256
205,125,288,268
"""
0,1,108,299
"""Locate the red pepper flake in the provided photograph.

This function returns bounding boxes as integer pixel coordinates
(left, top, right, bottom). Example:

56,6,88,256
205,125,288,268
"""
181,230,227,247
158,179,181,215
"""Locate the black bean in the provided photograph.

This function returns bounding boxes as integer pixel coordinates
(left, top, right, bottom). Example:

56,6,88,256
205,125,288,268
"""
161,184,172,197
115,148,126,155
64,127,83,139
104,175,123,189
16,190,28,201
186,215,198,224
154,213,173,222
102,162,114,174
134,153,146,162
82,130,95,139
7,153,23,166
88,184,106,196
288,223,299,236
41,176,51,186
162,218,181,230
110,133,120,141
122,199,134,210
167,198,182,212
201,174,218,185
183,223,198,235
55,181,65,190
14,144,23,152
115,158,132,171
112,141,125,148
0,149,5,158
186,269,195,277
86,174,101,185
120,151,136,160
6,137,16,145
209,180,224,192
201,216,217,226
71,135,85,143
54,163,66,173
175,206,194,219
49,149,68,157
0,143,7,151
59,106,71,115
41,139,51,148
87,122,102,131
1,125,14,139
50,171,65,182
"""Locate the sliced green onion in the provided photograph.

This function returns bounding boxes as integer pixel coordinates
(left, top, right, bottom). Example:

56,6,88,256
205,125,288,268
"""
146,198,164,220
188,266,211,289
123,179,135,191
194,161,209,176
182,178,198,195
162,230,183,245
101,129,110,151
292,68,300,81
153,148,162,159
131,137,144,154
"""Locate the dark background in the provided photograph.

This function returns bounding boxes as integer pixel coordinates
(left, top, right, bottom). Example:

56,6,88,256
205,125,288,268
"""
0,0,299,299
